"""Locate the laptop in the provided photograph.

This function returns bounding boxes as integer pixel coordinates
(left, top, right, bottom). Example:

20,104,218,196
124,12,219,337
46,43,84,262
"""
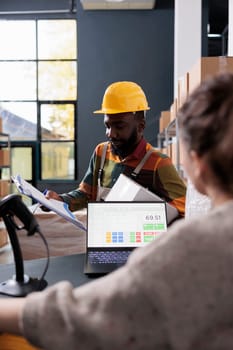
84,201,168,275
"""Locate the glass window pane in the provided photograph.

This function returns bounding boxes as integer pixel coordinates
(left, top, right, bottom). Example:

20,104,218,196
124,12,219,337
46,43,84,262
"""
41,104,74,140
38,61,77,100
0,62,36,100
11,147,33,206
38,20,77,60
41,142,75,180
0,21,36,59
0,102,37,140
12,147,32,179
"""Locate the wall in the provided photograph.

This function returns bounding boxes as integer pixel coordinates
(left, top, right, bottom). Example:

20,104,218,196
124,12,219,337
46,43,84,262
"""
174,0,202,98
173,0,209,98
76,0,175,182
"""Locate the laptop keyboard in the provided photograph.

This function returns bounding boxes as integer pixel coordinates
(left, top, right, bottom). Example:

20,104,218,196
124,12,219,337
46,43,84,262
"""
88,250,131,264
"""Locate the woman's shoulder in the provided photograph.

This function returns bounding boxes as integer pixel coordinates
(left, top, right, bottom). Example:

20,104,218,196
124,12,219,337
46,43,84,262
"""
170,200,233,241
130,201,233,269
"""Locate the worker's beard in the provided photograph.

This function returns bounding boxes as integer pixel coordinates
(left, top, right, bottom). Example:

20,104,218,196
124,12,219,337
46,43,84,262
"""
110,127,139,159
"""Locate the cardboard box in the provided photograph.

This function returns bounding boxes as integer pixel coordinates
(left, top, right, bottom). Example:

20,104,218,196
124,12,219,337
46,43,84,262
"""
172,138,185,167
159,111,170,132
189,56,233,93
171,138,177,166
179,139,185,166
170,98,177,122
0,180,9,197
178,72,189,108
0,219,8,248
167,143,172,159
0,149,10,166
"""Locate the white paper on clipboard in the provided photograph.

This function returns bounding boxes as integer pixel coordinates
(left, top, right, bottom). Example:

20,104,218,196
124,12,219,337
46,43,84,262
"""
11,174,86,232
105,174,179,224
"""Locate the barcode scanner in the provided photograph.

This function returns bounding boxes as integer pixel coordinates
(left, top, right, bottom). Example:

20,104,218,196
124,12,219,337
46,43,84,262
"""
0,194,48,296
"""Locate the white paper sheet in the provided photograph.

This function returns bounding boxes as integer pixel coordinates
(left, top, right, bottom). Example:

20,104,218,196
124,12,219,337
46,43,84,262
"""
105,174,179,224
11,174,86,232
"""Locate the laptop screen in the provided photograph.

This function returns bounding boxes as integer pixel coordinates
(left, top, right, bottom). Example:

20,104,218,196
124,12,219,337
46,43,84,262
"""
87,201,168,248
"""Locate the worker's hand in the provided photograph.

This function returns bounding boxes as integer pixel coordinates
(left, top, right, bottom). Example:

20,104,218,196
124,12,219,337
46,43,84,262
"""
45,190,63,201
40,190,63,212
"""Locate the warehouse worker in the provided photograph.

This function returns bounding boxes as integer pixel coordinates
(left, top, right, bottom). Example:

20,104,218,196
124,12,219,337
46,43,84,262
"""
46,81,186,217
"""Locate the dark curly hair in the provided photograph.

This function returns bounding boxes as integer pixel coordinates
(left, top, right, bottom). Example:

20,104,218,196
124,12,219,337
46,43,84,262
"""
177,72,233,194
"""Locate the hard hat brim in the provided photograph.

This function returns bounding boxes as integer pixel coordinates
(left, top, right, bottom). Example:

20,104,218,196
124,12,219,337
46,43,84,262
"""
93,107,150,115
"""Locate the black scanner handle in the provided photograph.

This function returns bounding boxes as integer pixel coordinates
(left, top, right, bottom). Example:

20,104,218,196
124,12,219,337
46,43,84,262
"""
0,194,46,295
0,194,40,236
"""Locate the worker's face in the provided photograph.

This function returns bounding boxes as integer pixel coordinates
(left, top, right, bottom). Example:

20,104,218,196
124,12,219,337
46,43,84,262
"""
104,112,144,156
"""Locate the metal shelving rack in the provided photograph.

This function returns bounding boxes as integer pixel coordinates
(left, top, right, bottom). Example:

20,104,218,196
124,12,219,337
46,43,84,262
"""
157,119,183,176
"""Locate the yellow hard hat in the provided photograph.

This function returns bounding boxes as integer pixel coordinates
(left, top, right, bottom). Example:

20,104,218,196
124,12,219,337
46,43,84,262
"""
94,81,150,114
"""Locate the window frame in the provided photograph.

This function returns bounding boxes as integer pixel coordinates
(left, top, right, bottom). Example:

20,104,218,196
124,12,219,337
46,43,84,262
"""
0,17,78,185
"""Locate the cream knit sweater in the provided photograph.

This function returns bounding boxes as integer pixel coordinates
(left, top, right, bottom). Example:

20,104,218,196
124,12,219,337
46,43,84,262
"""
22,200,233,350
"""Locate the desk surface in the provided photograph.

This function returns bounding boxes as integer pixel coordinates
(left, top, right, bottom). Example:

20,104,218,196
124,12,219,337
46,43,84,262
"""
0,254,94,297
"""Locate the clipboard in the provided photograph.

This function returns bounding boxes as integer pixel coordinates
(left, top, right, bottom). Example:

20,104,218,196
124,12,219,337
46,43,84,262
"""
11,174,86,232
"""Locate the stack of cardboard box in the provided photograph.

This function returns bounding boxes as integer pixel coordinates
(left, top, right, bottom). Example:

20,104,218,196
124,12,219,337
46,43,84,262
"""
158,56,233,176
188,56,233,93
